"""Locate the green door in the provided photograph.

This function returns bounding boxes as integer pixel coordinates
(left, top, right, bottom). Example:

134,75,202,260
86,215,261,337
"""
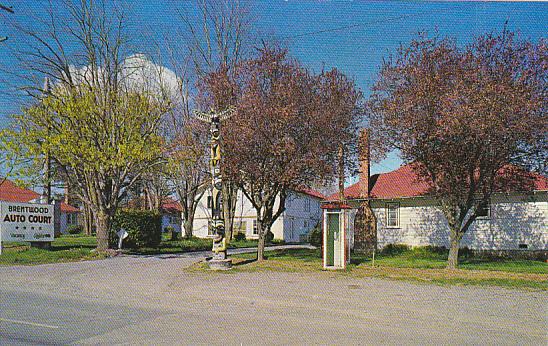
326,213,340,266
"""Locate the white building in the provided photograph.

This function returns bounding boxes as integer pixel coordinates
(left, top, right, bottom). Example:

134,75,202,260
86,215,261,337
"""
193,189,325,242
328,163,548,252
160,199,182,234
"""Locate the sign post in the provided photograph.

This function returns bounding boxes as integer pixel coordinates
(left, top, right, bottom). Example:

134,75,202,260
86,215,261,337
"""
0,201,55,254
117,228,128,250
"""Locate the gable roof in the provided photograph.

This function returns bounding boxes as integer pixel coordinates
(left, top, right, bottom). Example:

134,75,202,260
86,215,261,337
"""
161,198,183,213
295,188,326,200
0,179,81,213
328,163,548,201
61,203,80,213
0,179,40,202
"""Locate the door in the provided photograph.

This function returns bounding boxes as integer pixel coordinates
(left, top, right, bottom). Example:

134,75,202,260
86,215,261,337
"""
326,213,340,266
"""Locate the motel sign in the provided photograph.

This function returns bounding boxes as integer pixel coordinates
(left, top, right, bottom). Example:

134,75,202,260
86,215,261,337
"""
0,201,55,253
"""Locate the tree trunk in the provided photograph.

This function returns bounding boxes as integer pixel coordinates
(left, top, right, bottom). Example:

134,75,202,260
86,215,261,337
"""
84,205,93,236
447,229,460,269
170,228,178,241
95,212,110,251
183,216,194,239
257,222,266,261
222,182,237,242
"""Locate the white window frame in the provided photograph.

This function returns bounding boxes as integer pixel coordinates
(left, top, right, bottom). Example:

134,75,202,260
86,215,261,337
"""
386,202,400,228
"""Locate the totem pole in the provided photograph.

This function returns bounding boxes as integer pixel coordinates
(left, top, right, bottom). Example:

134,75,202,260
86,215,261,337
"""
195,108,233,269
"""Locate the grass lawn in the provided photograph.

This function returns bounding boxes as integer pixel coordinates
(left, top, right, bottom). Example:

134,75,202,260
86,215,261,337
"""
0,233,276,265
0,234,105,265
211,248,547,290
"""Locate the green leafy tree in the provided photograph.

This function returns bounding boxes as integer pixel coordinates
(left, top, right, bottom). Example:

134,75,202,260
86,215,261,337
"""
8,90,167,250
2,1,173,250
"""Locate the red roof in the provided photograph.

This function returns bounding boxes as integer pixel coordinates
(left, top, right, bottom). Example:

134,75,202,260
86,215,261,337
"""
60,203,80,213
295,188,326,200
328,163,548,201
0,179,40,202
0,179,80,213
161,198,183,213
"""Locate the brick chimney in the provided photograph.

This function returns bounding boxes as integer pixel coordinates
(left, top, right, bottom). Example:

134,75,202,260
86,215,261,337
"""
358,129,370,198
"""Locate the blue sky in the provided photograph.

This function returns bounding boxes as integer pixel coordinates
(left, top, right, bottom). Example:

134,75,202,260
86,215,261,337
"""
1,1,546,178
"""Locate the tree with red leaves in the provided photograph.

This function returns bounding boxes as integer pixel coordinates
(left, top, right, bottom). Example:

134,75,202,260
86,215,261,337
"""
204,45,362,261
368,30,547,268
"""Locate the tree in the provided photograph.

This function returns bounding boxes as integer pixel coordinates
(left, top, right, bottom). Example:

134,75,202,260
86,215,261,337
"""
11,89,167,250
216,46,362,260
0,130,18,187
3,0,170,250
368,30,546,268
316,68,363,198
164,116,209,239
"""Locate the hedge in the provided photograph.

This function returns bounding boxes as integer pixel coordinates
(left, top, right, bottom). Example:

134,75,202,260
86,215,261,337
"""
66,224,84,235
308,225,322,247
110,210,162,249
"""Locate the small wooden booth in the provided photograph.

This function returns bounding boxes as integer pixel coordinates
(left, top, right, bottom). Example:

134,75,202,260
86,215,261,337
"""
321,202,352,269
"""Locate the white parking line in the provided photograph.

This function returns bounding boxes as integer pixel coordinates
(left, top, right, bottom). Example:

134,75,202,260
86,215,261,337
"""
0,317,59,329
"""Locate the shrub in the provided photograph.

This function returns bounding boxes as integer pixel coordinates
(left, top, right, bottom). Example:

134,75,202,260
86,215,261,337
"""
110,210,162,249
380,243,410,256
165,226,178,241
265,230,274,243
66,224,84,235
308,225,322,247
234,232,246,241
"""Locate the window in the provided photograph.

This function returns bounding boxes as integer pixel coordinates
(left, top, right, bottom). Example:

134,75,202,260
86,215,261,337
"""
476,200,490,218
252,219,258,235
304,198,311,212
207,196,213,209
67,213,77,225
386,203,399,228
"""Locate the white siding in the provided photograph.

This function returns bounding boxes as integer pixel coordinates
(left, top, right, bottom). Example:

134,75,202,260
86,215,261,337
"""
283,192,322,242
161,214,182,233
369,193,548,251
59,212,79,234
192,189,322,241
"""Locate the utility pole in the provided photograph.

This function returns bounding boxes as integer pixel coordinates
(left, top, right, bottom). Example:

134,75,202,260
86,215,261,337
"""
0,3,14,43
41,77,52,205
195,107,233,270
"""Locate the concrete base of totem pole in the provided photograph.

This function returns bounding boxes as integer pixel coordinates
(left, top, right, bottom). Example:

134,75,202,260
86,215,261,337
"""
208,258,233,270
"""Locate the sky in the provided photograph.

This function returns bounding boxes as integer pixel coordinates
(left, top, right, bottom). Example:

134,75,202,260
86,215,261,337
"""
0,1,546,179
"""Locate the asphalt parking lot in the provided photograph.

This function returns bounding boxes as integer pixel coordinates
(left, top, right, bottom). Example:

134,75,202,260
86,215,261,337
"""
0,252,546,345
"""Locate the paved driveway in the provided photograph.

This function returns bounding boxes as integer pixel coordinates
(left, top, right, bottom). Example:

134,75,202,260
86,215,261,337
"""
0,247,546,345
